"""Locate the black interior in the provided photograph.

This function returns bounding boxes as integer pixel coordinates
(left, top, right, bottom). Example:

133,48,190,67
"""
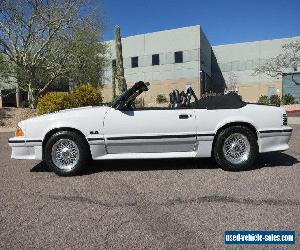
113,81,246,111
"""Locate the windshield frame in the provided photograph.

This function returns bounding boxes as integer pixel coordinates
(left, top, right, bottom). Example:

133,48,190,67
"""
111,81,149,110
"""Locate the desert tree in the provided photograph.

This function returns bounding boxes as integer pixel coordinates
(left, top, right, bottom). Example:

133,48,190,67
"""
225,71,238,90
0,0,107,107
254,40,300,84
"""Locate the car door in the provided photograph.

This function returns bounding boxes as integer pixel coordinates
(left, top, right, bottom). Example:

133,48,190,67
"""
103,108,197,154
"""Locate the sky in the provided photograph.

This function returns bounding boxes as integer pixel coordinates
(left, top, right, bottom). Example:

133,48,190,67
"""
100,0,300,45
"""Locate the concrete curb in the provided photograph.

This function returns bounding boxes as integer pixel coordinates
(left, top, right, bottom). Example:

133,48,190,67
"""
288,117,300,125
0,128,15,133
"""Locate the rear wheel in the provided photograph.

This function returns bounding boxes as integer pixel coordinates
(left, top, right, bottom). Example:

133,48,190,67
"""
214,126,258,171
45,131,89,176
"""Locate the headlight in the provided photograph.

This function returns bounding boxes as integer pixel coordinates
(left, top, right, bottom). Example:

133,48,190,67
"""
15,126,25,137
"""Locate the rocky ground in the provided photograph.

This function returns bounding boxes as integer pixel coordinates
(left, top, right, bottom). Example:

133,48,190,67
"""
0,107,37,128
0,126,299,249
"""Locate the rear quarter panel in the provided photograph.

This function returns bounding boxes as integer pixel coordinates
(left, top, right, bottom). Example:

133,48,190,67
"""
195,104,284,134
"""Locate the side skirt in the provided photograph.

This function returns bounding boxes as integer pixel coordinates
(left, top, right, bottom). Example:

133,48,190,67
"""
93,151,197,160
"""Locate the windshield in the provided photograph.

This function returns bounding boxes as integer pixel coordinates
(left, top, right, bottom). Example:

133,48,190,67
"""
110,93,124,107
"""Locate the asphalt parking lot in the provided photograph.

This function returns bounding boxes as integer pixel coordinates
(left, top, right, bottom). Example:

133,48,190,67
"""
0,127,299,250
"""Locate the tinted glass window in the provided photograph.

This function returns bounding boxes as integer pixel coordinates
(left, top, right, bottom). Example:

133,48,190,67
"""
152,54,160,66
131,57,138,68
174,51,183,63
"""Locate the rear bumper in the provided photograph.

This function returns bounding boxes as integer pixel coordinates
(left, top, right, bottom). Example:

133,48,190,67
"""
258,127,293,153
8,138,43,160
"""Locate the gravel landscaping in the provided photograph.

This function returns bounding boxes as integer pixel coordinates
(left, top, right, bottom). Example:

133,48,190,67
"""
0,107,37,128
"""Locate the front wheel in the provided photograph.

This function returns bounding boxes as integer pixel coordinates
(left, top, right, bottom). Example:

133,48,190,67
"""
45,131,89,176
214,126,258,171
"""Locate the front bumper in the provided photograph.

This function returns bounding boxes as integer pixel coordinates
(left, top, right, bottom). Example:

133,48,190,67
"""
258,127,293,153
8,138,43,160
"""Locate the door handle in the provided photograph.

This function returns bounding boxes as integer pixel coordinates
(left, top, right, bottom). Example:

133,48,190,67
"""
179,114,189,119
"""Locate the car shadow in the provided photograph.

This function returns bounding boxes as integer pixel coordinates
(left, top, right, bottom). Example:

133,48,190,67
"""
30,152,299,175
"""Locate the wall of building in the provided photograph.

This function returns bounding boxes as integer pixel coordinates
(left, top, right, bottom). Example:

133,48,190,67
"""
104,26,202,83
212,36,300,102
103,26,206,103
102,78,200,106
200,27,212,77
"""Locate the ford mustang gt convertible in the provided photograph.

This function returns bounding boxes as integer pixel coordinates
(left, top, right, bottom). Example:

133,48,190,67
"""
8,81,292,176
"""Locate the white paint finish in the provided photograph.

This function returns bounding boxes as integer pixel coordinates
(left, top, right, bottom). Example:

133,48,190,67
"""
258,132,291,153
18,106,110,141
11,145,42,160
195,140,213,157
103,108,196,153
8,93,292,160
93,151,196,160
194,104,284,134
89,144,106,159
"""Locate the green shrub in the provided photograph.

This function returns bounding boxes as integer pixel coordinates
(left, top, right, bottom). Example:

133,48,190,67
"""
135,97,145,108
156,94,168,104
257,95,269,105
201,91,220,98
281,93,296,105
37,84,103,114
270,94,281,106
37,92,67,115
68,84,102,107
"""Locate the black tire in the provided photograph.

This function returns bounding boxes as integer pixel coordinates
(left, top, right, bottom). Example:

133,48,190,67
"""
44,131,90,176
214,126,258,171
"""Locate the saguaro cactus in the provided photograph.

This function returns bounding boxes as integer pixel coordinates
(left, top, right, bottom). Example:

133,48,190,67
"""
112,60,117,99
114,25,127,93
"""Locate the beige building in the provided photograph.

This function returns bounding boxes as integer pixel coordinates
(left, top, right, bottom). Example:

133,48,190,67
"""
1,26,299,107
102,25,211,105
212,36,300,102
103,25,300,104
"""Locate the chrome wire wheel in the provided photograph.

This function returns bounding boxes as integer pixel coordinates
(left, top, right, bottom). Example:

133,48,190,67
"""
51,139,80,170
222,133,250,165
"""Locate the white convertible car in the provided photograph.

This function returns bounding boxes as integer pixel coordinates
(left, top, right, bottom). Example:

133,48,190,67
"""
9,81,292,176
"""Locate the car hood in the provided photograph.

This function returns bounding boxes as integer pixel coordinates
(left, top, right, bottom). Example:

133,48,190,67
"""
19,106,111,128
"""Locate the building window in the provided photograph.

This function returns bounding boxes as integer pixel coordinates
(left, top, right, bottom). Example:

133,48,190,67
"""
152,54,160,66
131,56,138,68
174,51,183,63
112,59,116,68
